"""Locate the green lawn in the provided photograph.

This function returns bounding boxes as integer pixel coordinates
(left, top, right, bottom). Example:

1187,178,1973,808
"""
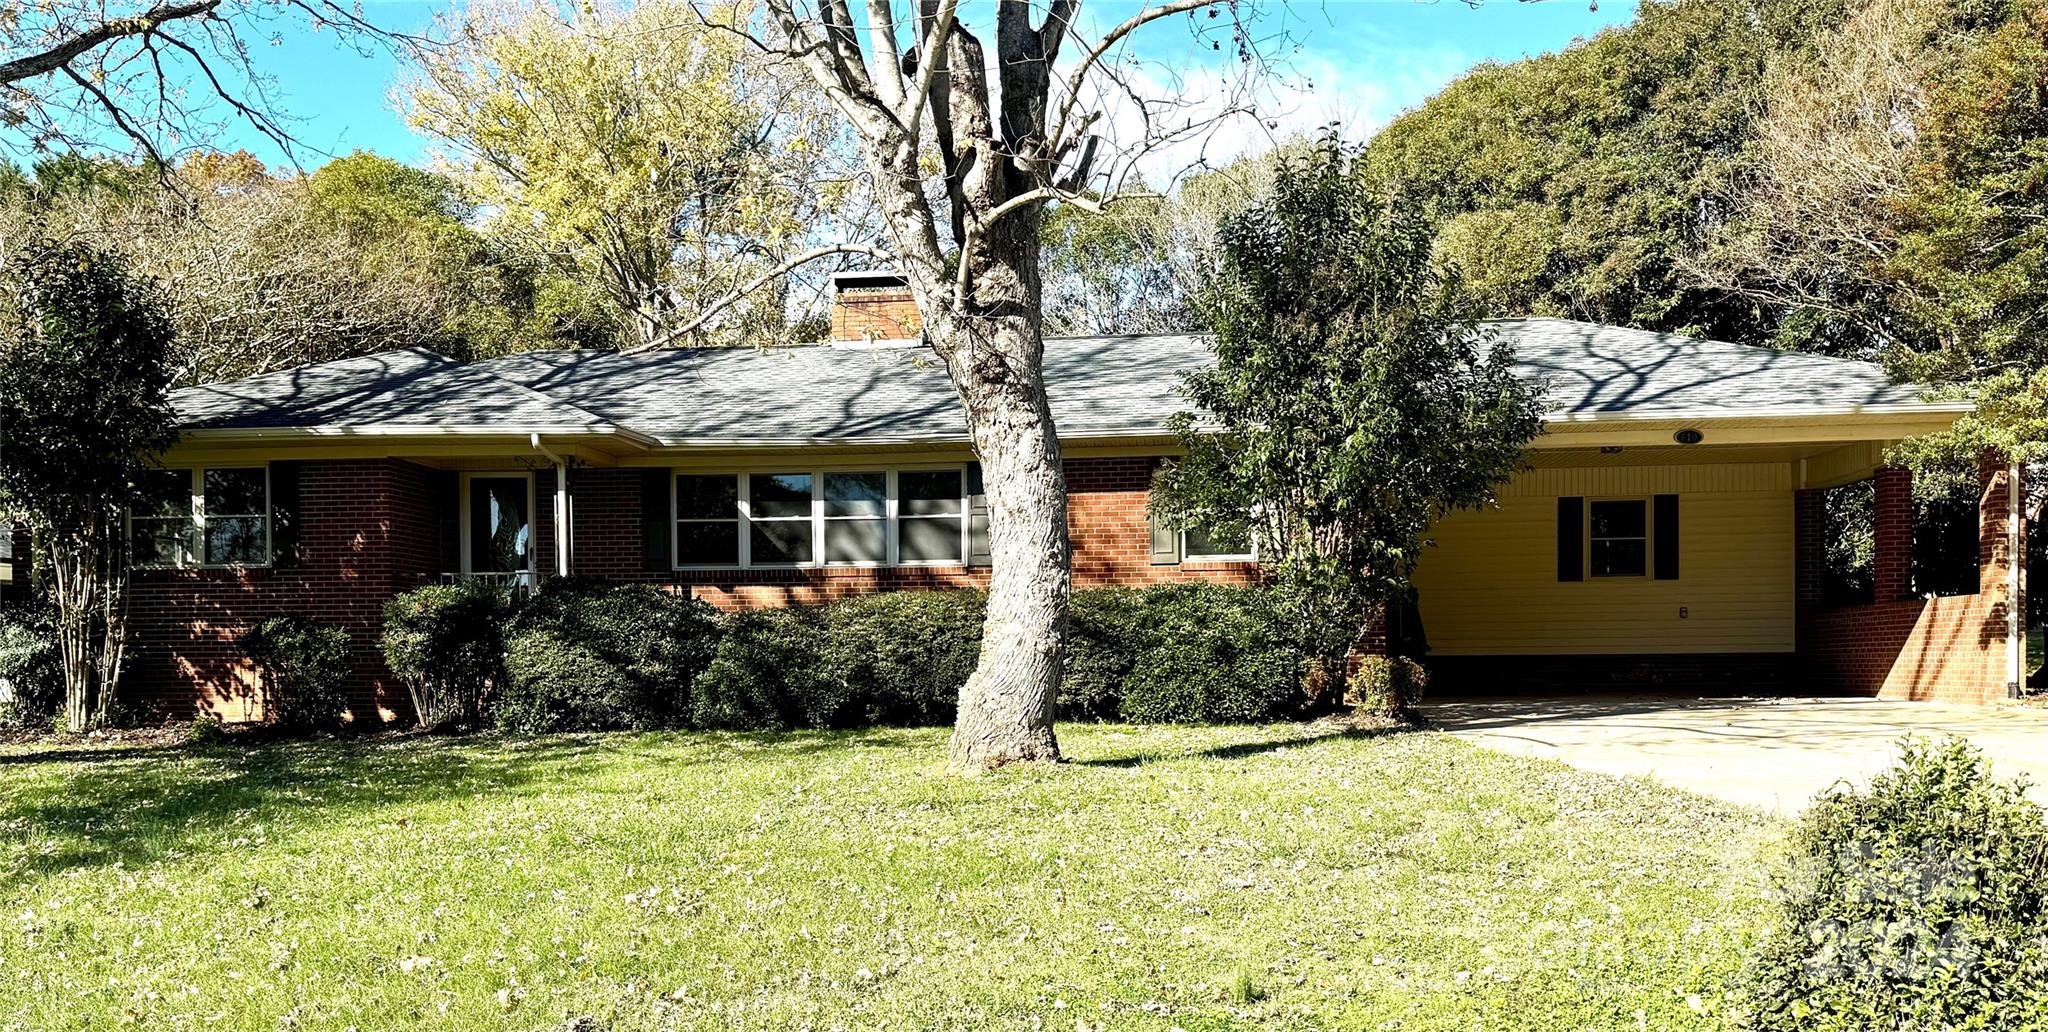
0,724,1780,1031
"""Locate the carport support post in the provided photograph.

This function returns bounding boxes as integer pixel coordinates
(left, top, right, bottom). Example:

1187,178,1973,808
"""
1873,467,1913,602
1982,455,2026,697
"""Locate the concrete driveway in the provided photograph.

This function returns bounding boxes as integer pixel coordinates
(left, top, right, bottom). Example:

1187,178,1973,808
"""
1420,693,2048,816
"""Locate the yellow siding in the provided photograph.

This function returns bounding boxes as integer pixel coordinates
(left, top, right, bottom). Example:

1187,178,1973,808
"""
1411,463,1795,655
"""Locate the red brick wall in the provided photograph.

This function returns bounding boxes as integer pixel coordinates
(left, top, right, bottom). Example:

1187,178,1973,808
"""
124,455,1256,721
1798,457,2025,704
125,459,439,725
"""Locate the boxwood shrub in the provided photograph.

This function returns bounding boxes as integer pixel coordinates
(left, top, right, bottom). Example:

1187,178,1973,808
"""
825,590,985,727
1059,588,1150,722
1117,584,1307,724
1739,737,2048,1030
238,614,354,732
0,604,61,729
496,579,719,733
380,580,514,731
691,606,839,731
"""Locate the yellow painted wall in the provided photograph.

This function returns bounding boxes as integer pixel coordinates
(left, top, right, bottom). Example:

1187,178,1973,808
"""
1411,463,1796,655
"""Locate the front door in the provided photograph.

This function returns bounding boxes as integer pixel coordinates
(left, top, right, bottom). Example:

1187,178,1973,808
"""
465,475,534,584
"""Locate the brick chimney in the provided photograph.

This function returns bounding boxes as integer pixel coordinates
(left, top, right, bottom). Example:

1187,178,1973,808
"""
829,271,921,345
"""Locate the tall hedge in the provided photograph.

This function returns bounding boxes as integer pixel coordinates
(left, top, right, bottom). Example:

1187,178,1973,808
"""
496,579,719,733
380,580,514,731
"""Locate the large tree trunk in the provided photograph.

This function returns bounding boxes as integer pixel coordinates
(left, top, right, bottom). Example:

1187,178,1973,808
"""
942,313,1070,768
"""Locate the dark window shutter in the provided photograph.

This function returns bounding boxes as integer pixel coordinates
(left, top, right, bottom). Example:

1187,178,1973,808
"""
966,462,991,567
1653,494,1679,580
269,461,303,567
1148,458,1180,565
432,470,462,573
642,468,672,572
1557,496,1584,582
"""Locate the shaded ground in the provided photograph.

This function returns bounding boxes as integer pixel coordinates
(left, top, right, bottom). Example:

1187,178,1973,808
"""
0,723,1776,1031
1423,693,2048,816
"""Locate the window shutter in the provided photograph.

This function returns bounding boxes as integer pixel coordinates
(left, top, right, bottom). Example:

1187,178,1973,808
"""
1557,496,1584,582
1653,494,1679,580
1148,458,1180,566
269,462,304,568
966,462,991,566
432,470,462,573
642,469,672,572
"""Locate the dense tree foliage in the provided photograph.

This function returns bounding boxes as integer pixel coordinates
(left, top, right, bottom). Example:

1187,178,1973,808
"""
402,0,849,350
0,151,580,384
1152,139,1543,707
0,239,179,731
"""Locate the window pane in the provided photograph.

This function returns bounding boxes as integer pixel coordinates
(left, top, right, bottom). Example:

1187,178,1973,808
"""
1185,524,1252,558
135,468,191,517
1590,500,1646,539
824,472,885,517
824,519,885,563
469,477,531,573
1591,538,1647,577
900,516,964,562
131,518,189,565
676,475,738,520
206,516,266,565
677,522,739,566
899,469,964,515
750,473,812,519
204,468,265,515
750,520,814,564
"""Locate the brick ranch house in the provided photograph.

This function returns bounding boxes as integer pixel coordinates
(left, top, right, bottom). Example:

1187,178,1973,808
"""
22,277,2027,723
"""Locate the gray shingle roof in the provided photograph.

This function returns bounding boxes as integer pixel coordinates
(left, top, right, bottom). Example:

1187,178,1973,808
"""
171,318,1956,445
174,347,622,433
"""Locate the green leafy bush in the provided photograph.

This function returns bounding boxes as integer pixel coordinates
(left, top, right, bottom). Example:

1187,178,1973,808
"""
1118,585,1306,724
496,578,719,733
1350,655,1428,720
380,581,514,731
238,614,354,732
1060,588,1150,722
824,590,984,727
691,607,838,731
0,605,62,729
1740,737,2048,1030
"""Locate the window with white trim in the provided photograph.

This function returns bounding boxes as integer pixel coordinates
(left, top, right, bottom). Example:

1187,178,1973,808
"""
748,472,816,565
1181,523,1256,562
675,474,740,566
674,466,970,569
129,466,270,568
1588,498,1648,577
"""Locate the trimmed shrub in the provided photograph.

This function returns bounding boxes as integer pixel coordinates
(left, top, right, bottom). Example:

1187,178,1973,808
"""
1739,737,2048,1030
238,614,354,732
824,590,984,727
1118,584,1306,724
1350,655,1428,720
381,581,514,731
0,605,61,729
691,607,838,731
496,578,719,733
1060,588,1150,722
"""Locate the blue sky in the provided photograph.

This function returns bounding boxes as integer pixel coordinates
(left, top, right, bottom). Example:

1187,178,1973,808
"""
138,0,1640,172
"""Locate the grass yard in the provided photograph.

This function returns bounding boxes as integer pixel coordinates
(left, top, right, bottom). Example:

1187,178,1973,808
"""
0,724,1780,1031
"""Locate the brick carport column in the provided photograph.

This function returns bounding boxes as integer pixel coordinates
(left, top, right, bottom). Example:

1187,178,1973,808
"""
1873,466,1914,602
1977,452,2027,697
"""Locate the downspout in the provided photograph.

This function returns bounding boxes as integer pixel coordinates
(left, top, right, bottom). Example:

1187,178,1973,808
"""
531,434,571,579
